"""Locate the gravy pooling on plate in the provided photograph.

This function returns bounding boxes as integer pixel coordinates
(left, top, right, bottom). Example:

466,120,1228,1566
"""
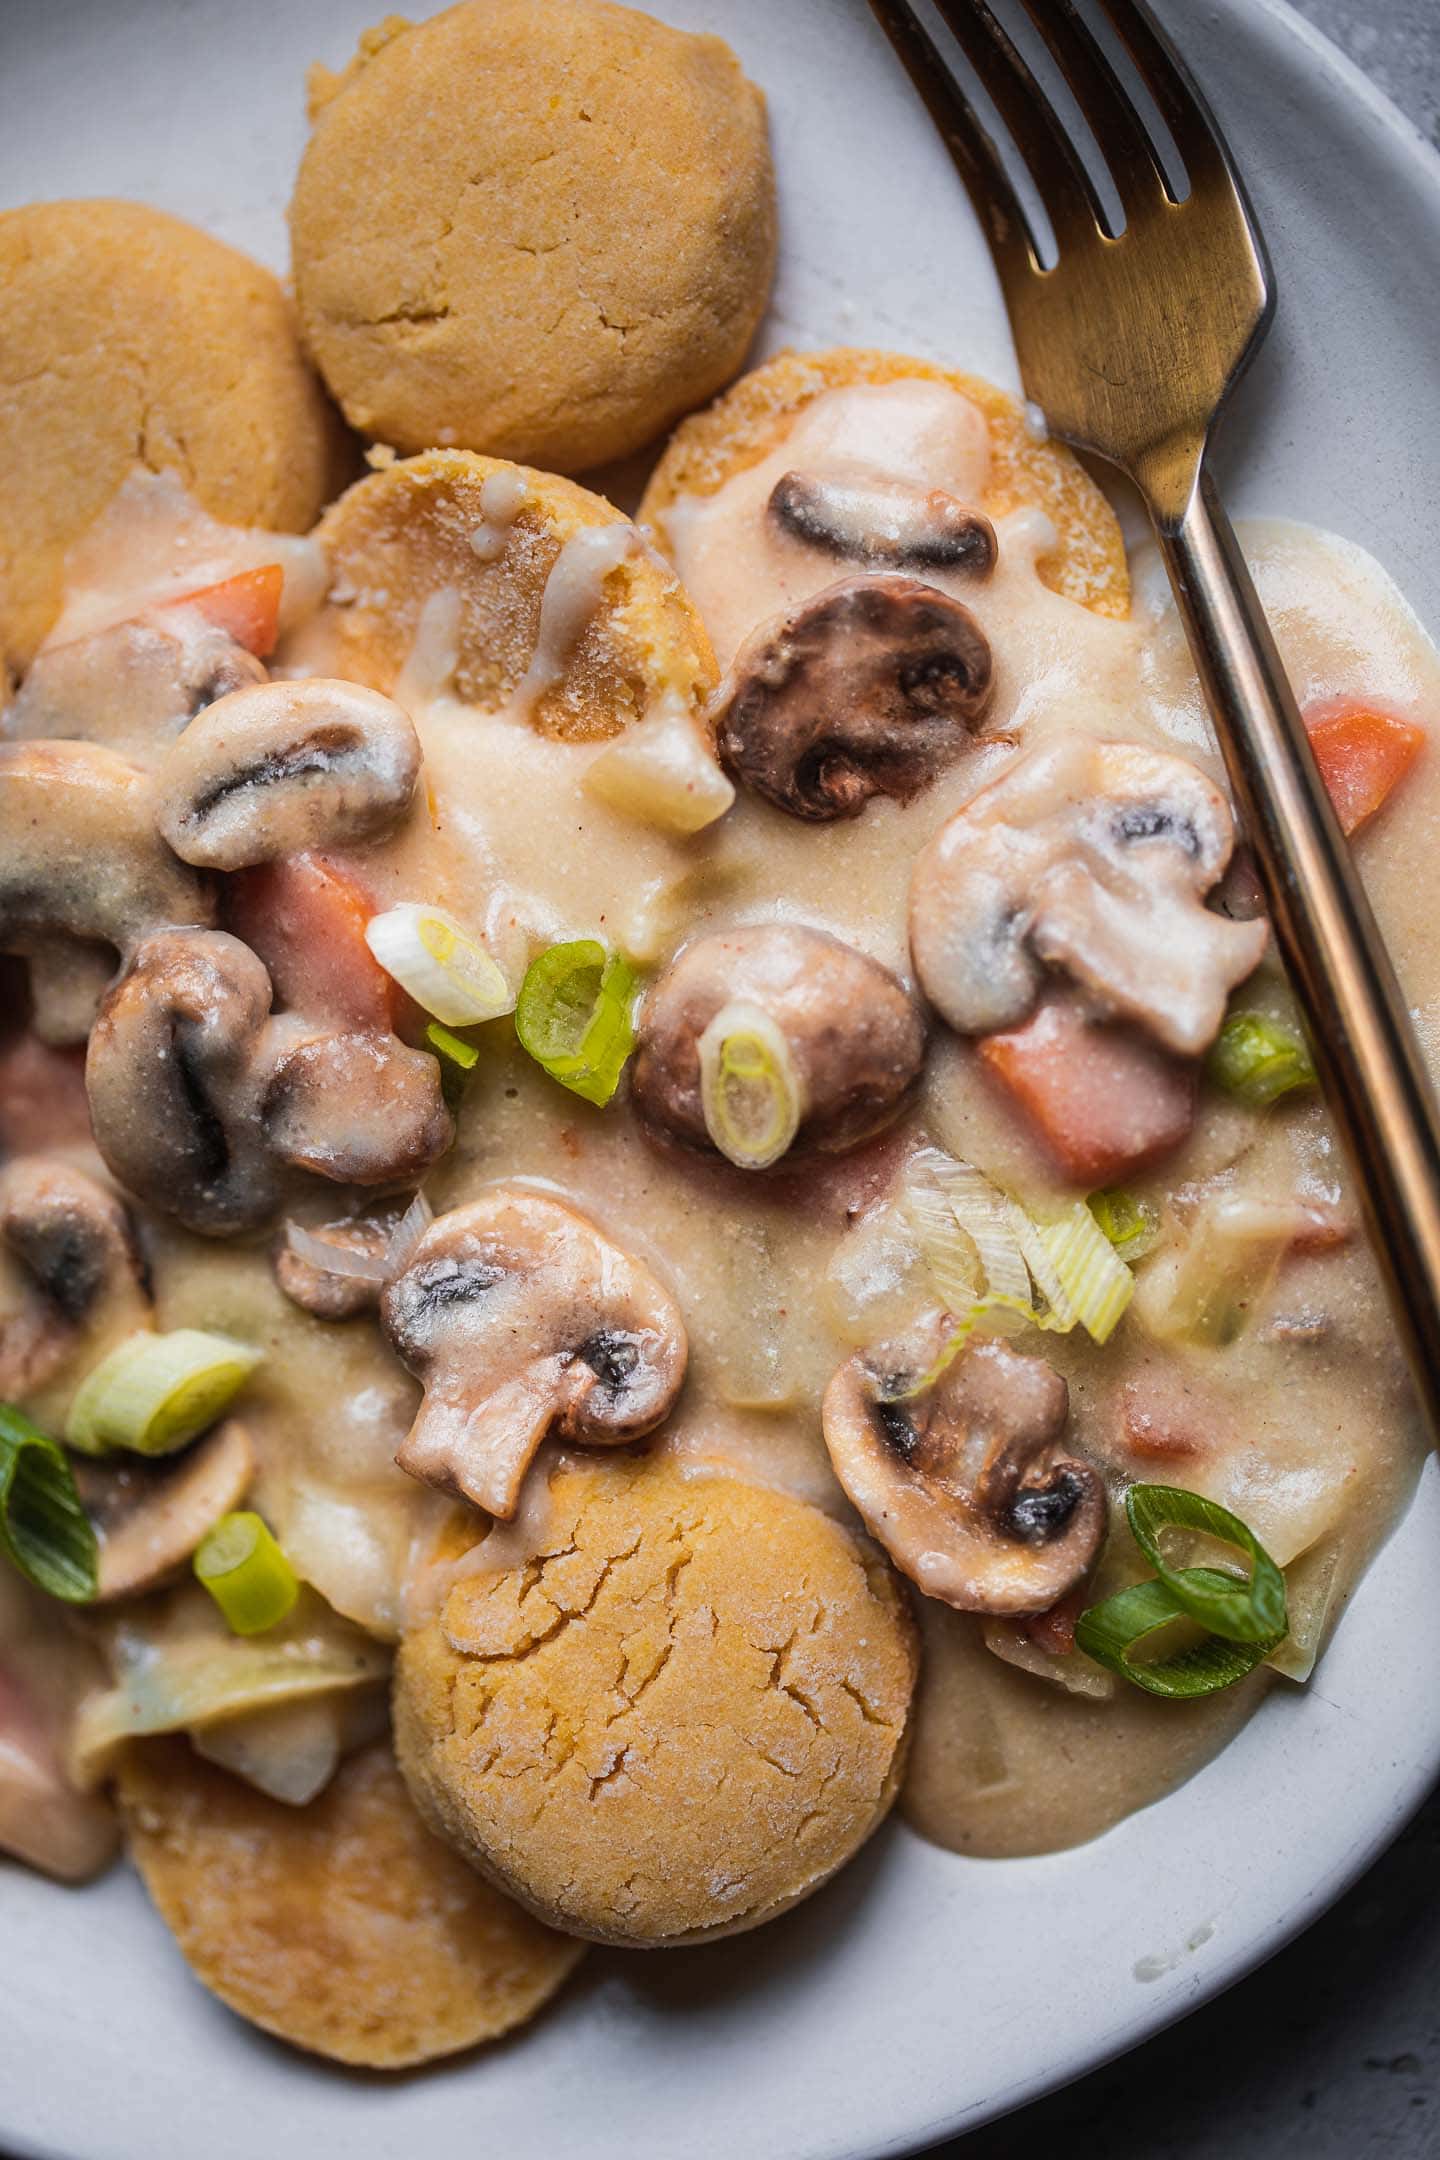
1,345,1436,2046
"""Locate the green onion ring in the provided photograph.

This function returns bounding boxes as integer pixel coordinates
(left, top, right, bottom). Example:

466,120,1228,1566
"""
1126,1482,1287,1644
515,940,638,1107
0,1403,97,1603
194,1511,300,1636
1075,1567,1283,1699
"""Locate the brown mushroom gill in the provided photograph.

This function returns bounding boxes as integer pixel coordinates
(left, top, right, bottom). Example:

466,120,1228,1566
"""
822,1331,1106,1614
768,470,997,576
381,1188,688,1518
713,574,994,821
631,922,926,1163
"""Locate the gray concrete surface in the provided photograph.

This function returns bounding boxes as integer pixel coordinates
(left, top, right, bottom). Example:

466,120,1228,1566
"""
927,5,1440,2151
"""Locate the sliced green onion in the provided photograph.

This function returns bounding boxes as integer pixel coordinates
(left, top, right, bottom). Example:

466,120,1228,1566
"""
1208,1010,1317,1108
194,1512,300,1635
902,1171,983,1315
365,903,514,1027
0,1404,96,1603
1088,1187,1160,1260
425,1020,480,1071
1075,1568,1282,1698
1125,1482,1287,1643
65,1329,262,1458
514,939,637,1107
698,1001,803,1169
1016,1201,1134,1345
919,1151,1030,1305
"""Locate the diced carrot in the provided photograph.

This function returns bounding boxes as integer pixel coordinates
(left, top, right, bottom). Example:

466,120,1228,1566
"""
1120,1378,1210,1462
222,853,395,1031
979,996,1197,1186
1304,696,1426,836
0,1033,92,1156
1019,1584,1087,1657
166,564,284,658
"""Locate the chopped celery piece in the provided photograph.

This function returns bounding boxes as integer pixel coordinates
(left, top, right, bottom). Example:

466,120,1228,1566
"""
1209,1010,1317,1107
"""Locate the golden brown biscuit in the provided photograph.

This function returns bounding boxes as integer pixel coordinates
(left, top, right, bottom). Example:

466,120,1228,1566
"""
0,200,352,678
314,448,717,740
394,1455,918,1948
640,346,1130,618
290,0,777,470
117,1738,584,2068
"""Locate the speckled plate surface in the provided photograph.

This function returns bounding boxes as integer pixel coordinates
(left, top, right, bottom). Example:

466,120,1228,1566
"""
2,2,1439,2154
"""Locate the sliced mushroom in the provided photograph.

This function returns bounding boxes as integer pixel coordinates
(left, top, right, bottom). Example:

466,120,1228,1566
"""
713,575,994,820
262,1032,452,1187
0,741,213,1041
273,1213,397,1320
909,737,1270,1057
768,471,997,576
822,1325,1106,1614
0,740,211,951
85,929,282,1236
632,923,926,1161
381,1187,688,1518
75,1418,255,1602
156,680,421,870
15,935,120,1047
0,1158,151,1417
86,930,454,1235
7,613,265,761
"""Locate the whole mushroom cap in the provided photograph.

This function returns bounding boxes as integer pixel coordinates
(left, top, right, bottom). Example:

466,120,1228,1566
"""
631,922,926,1163
712,573,994,821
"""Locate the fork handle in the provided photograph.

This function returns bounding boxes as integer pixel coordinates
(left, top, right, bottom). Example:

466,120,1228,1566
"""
1156,465,1440,1443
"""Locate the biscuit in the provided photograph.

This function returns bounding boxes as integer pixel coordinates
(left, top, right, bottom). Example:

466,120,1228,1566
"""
117,1738,584,2068
290,0,777,471
394,1455,918,1947
0,200,351,678
640,346,1130,618
314,448,716,739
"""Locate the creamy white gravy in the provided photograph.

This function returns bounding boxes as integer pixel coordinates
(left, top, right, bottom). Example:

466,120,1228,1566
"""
9,379,1438,1862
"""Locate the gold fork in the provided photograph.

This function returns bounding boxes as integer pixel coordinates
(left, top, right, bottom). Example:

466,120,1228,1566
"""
869,0,1440,1442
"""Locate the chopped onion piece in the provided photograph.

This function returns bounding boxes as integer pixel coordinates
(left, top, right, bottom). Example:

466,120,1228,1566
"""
585,696,735,834
281,1221,391,1285
698,1001,803,1170
364,903,514,1026
385,1191,435,1278
194,1511,300,1636
65,1330,262,1458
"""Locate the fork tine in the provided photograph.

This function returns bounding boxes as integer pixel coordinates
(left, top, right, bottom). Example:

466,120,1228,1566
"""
1015,0,1176,220
1090,0,1242,204
866,0,1040,280
930,0,1108,250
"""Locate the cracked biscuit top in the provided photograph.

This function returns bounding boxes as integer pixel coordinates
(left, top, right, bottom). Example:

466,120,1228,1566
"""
289,0,776,471
393,1453,918,1947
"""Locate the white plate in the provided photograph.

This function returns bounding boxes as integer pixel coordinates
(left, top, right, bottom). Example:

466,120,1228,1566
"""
2,2,1439,2155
